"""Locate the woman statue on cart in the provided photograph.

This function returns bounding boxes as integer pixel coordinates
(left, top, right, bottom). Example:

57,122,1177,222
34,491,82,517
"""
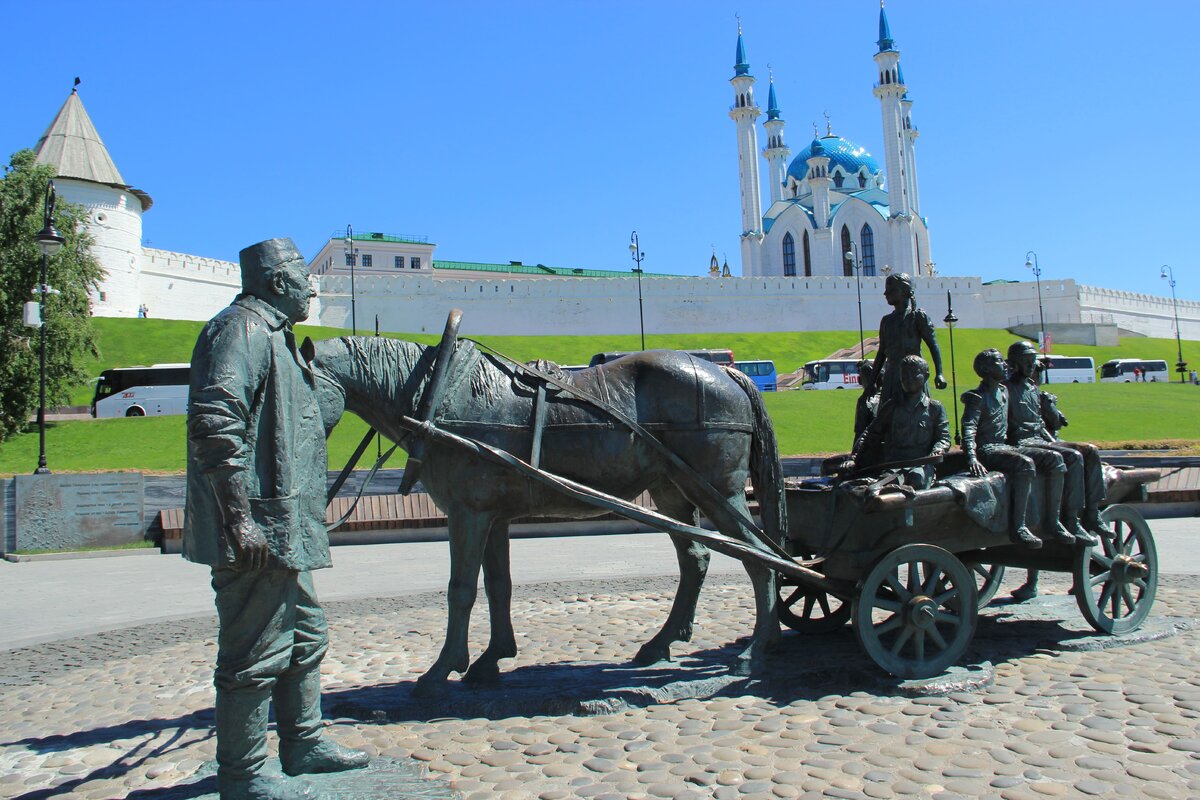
871,272,948,405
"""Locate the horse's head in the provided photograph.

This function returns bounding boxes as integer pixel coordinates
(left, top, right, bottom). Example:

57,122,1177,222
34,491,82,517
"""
301,336,348,434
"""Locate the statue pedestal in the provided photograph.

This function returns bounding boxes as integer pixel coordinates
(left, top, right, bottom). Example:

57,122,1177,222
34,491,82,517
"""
145,757,456,799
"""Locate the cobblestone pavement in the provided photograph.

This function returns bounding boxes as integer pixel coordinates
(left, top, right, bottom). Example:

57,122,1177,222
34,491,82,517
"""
1,571,1198,800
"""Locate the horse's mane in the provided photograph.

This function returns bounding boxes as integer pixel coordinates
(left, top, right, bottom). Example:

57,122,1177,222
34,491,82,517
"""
337,336,431,417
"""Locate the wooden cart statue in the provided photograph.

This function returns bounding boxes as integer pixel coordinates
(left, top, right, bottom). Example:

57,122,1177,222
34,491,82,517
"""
305,310,1161,686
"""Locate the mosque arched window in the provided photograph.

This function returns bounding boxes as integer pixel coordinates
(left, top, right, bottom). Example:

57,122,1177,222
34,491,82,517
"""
802,230,812,277
858,171,868,188
860,224,876,276
832,170,844,189
841,226,853,276
782,233,796,276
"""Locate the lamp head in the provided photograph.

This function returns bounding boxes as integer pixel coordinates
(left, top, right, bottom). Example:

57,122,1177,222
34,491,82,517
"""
1160,266,1169,279
629,242,637,255
35,223,64,257
844,250,854,261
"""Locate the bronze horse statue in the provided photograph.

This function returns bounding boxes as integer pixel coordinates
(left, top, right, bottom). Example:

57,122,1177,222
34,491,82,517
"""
303,335,787,694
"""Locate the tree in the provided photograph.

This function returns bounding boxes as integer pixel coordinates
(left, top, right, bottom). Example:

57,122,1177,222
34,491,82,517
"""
0,149,102,441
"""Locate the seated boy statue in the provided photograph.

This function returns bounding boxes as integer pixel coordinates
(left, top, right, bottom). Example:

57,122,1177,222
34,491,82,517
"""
961,348,1075,549
844,355,949,490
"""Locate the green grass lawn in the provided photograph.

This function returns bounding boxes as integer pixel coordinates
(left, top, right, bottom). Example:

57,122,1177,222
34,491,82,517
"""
9,317,1194,476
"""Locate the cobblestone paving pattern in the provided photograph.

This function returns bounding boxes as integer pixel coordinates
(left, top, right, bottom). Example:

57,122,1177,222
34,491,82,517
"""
1,573,1198,799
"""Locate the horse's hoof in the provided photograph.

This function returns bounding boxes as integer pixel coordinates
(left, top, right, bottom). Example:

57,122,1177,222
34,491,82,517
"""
632,644,672,666
463,662,501,686
411,676,450,700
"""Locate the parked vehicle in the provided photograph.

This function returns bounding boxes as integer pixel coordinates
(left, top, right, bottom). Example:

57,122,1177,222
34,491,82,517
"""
733,360,778,392
1037,354,1095,384
801,358,862,390
1099,359,1169,383
91,363,190,418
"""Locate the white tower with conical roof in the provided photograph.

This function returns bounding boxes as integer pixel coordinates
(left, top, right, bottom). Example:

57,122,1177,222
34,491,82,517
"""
761,73,790,205
729,22,764,277
34,85,152,317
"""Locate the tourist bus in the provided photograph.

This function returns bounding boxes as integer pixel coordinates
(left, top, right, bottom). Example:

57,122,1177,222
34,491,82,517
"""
588,348,735,368
801,359,863,390
1036,355,1095,384
91,363,191,418
733,360,778,392
1099,358,1170,383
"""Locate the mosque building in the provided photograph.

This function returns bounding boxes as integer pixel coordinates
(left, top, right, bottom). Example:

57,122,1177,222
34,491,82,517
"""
732,5,931,279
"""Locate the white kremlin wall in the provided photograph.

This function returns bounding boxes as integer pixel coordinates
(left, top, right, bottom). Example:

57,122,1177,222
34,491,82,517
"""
109,250,1200,343
313,273,1200,340
137,247,242,319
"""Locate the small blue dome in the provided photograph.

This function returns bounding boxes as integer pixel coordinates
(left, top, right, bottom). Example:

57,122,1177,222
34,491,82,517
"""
787,135,881,183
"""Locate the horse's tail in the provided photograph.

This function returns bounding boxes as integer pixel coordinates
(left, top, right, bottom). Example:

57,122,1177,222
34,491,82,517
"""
724,367,788,546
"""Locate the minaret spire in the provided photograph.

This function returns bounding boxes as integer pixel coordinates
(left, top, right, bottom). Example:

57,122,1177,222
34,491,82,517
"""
729,19,763,276
762,67,790,205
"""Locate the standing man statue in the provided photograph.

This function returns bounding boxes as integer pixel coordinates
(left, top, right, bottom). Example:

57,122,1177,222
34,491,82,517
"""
185,238,368,800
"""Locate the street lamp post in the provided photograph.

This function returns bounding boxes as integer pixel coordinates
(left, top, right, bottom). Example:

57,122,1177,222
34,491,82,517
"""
844,243,865,359
1161,265,1187,383
1025,250,1049,384
629,231,646,350
33,183,64,475
343,224,357,335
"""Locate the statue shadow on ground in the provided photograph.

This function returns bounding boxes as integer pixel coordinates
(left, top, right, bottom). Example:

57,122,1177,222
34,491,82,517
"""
3,711,215,800
324,594,1193,724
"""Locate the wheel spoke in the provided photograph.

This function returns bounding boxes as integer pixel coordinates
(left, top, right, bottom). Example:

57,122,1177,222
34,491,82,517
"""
934,586,961,606
1121,530,1137,555
888,625,913,656
885,574,911,602
907,562,920,593
1120,584,1137,616
926,624,948,650
873,597,903,613
1133,578,1148,591
932,609,962,626
817,594,832,616
784,587,805,607
1109,588,1120,619
1090,552,1114,571
921,567,942,596
874,616,903,636
913,629,925,662
1089,570,1112,587
1096,582,1117,616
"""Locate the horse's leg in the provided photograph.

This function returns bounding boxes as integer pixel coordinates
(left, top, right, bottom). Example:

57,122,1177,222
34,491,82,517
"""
414,510,492,697
465,519,516,685
633,486,710,666
696,490,779,677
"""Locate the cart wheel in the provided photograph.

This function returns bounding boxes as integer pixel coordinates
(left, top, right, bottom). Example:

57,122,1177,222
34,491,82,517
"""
972,563,1006,609
777,574,851,633
1073,504,1157,634
852,544,978,679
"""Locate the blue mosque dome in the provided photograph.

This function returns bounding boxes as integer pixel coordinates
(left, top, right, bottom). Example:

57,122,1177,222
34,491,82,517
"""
786,135,881,184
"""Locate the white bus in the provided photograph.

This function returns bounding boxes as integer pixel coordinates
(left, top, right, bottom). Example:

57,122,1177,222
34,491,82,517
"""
1099,358,1170,383
1037,355,1095,384
802,359,862,390
91,363,190,418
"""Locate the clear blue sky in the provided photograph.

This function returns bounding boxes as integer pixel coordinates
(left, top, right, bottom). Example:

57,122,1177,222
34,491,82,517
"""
3,1,1195,299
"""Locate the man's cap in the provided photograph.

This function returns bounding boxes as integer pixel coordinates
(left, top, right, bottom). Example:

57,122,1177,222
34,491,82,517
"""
239,237,305,274
1007,340,1038,360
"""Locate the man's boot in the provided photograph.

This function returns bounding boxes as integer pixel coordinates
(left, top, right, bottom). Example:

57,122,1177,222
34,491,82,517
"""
1011,570,1039,601
1041,471,1076,545
1083,505,1115,538
275,667,369,777
1009,474,1041,549
1063,514,1099,546
216,689,320,800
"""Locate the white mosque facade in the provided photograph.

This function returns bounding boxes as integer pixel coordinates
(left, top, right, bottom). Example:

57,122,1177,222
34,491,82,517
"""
22,9,1200,344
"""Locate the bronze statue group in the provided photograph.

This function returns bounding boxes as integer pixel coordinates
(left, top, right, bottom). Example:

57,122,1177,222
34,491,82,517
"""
182,245,1114,800
843,273,1112,555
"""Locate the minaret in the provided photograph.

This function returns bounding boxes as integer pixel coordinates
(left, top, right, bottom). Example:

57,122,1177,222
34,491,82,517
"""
34,82,153,317
761,70,790,205
729,20,763,276
806,135,832,229
898,66,922,216
872,2,910,219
